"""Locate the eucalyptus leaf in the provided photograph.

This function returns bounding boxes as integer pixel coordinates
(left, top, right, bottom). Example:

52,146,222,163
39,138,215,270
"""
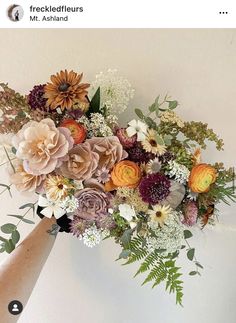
120,229,133,248
155,134,165,145
187,248,195,261
118,249,131,259
144,117,158,130
195,262,204,269
149,103,157,113
7,215,35,224
1,223,16,234
0,245,5,253
11,147,17,154
0,236,7,242
135,108,144,120
168,100,178,110
189,271,198,276
184,230,193,239
163,134,172,146
19,203,35,210
4,239,15,254
11,230,20,245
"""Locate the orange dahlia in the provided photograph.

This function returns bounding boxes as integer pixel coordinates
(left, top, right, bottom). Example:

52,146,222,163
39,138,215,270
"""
188,163,217,193
44,70,90,111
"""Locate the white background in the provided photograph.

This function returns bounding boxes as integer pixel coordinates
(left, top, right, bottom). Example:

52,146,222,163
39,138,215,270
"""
0,29,236,323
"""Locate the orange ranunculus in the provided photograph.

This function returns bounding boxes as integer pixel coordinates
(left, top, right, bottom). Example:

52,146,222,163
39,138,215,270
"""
60,119,86,144
188,163,217,193
111,160,141,189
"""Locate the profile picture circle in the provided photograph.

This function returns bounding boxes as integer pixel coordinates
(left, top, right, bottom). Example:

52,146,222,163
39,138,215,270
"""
7,4,24,22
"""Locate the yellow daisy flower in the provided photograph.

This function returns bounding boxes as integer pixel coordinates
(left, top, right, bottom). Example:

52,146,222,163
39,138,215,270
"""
142,129,166,155
45,175,74,201
148,204,172,227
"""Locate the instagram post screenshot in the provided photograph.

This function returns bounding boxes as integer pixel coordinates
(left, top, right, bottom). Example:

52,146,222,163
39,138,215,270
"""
0,1,235,323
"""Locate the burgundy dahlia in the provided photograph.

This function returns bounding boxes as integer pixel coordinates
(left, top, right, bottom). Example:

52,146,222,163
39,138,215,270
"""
139,173,171,205
116,128,137,148
28,84,47,110
127,144,155,164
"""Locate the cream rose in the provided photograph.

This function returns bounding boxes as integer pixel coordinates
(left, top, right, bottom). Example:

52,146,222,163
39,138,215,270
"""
12,118,73,175
9,161,45,192
59,141,99,180
87,136,128,170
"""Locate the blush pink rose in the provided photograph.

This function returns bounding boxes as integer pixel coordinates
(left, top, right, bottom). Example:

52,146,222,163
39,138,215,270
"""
12,118,74,175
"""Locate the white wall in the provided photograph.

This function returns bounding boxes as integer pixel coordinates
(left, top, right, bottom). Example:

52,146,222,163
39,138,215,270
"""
0,29,236,323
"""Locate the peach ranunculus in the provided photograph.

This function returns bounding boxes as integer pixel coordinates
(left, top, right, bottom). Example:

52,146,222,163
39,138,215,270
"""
59,141,99,180
60,119,87,144
9,161,46,192
188,163,217,193
111,160,141,189
12,118,74,176
86,136,128,170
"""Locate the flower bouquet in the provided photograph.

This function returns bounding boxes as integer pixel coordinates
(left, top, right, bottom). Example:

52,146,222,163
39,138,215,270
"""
0,69,235,305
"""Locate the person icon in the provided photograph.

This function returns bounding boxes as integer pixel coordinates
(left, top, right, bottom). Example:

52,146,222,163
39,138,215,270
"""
12,303,19,312
8,300,23,315
14,10,19,21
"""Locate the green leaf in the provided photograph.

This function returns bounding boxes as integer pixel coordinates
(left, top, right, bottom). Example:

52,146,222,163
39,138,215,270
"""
7,215,35,224
4,239,15,254
87,87,100,116
135,108,144,119
195,262,204,269
144,116,158,130
189,271,198,276
19,203,35,210
149,103,156,113
187,248,195,261
11,147,17,154
118,249,131,260
0,245,5,253
165,260,175,267
1,223,16,234
0,236,7,242
168,100,178,110
155,134,165,145
184,230,193,239
11,230,20,245
163,134,172,146
0,184,12,197
120,229,133,248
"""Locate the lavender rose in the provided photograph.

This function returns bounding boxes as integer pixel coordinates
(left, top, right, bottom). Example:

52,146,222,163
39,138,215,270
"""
74,188,111,220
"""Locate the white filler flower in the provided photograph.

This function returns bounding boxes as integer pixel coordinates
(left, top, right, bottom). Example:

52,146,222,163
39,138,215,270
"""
91,69,134,114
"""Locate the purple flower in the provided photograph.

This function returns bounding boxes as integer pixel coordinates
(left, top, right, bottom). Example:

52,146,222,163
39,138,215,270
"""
139,173,171,205
28,84,47,110
74,188,111,220
70,217,92,237
182,201,198,226
127,143,155,164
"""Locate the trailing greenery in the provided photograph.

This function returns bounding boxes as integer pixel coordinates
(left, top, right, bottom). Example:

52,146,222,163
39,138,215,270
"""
119,236,184,306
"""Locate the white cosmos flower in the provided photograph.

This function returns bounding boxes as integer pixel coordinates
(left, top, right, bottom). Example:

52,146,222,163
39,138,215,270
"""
126,119,147,141
118,203,137,229
38,195,65,219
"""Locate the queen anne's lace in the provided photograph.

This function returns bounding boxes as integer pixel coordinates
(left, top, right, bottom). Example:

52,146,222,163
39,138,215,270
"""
166,160,190,184
91,69,134,114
